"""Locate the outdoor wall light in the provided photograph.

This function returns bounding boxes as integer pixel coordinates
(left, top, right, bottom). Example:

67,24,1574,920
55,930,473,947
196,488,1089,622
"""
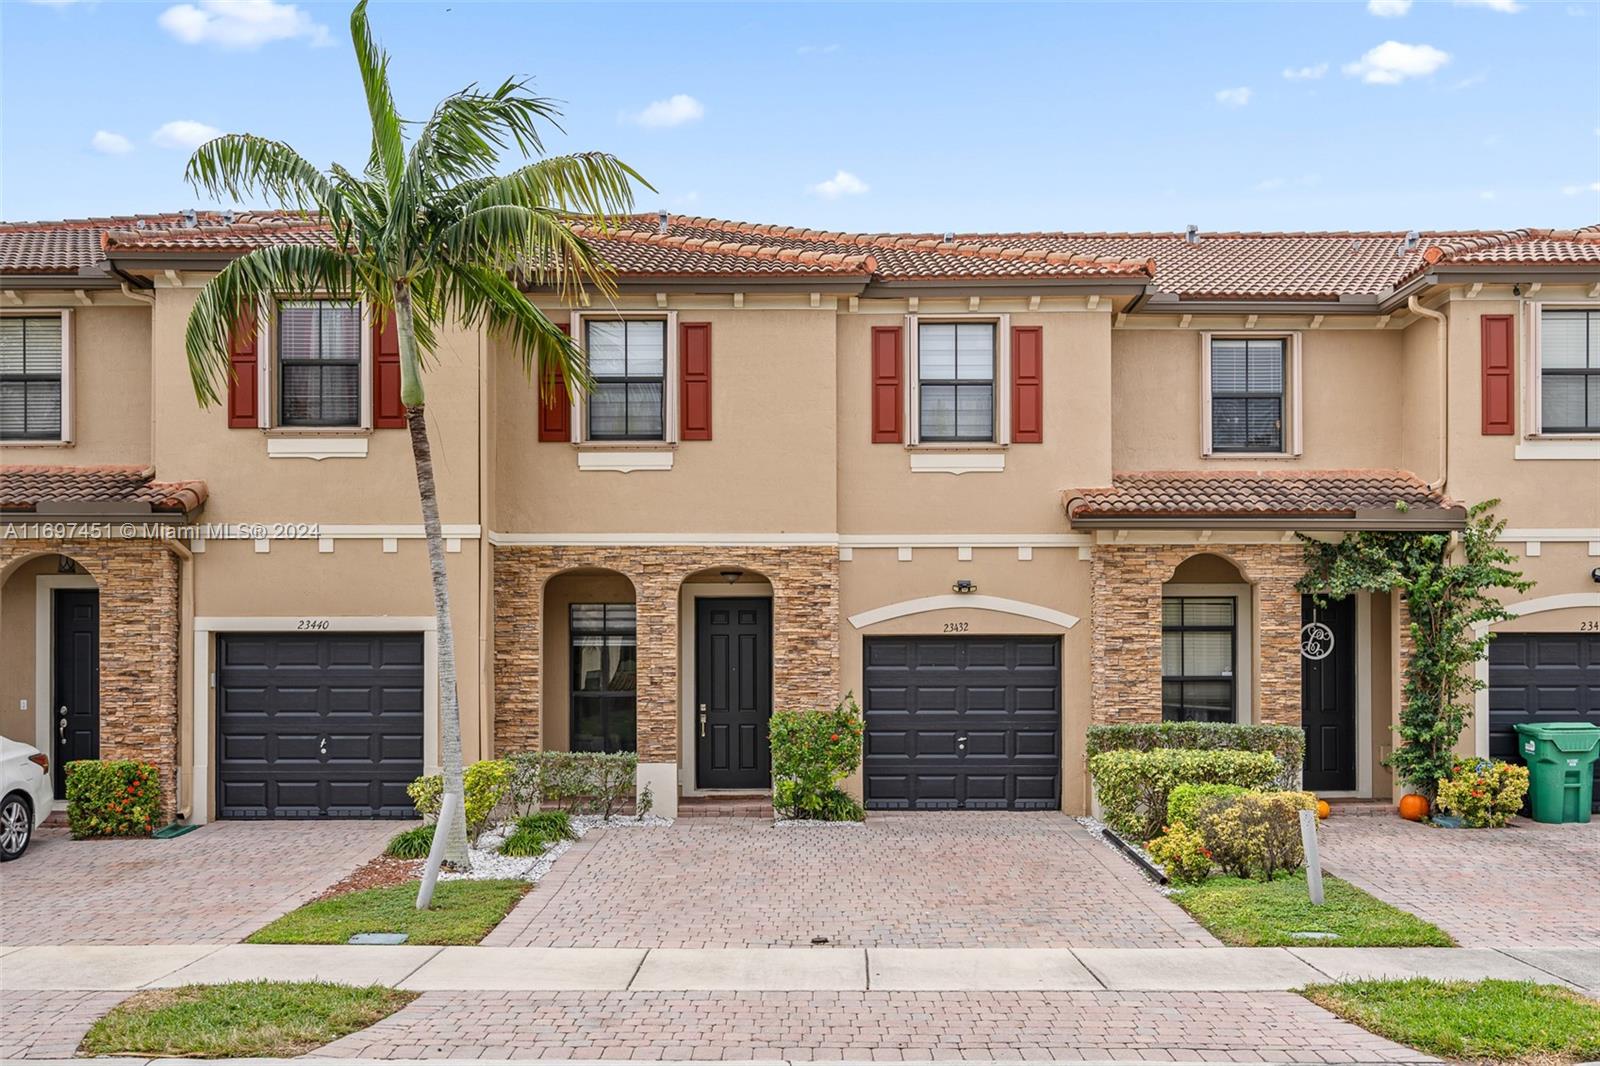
719,569,743,584
952,579,977,594
57,555,77,574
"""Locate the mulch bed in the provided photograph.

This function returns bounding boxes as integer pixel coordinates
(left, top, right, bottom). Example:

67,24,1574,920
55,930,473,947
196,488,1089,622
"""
310,855,423,903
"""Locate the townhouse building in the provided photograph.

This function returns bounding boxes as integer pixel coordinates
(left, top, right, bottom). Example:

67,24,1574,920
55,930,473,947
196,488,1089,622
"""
1,213,1596,821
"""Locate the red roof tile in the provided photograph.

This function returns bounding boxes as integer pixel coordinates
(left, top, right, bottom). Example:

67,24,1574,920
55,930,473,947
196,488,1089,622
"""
1064,469,1461,525
0,465,207,515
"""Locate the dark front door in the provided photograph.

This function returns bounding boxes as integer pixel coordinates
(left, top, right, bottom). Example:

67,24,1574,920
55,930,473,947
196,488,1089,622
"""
863,636,1061,810
1301,595,1357,792
695,598,773,789
216,633,424,818
52,589,100,795
1490,633,1600,812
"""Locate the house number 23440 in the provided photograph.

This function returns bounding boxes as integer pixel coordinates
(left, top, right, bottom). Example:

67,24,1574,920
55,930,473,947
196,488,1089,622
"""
943,621,970,633
297,619,331,631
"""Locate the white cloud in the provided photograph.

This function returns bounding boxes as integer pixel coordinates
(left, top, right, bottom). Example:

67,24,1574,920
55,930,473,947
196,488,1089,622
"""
1456,0,1522,11
1214,86,1252,107
626,94,705,128
797,43,840,55
1253,178,1287,193
151,119,221,150
808,170,869,199
158,0,330,50
1282,62,1329,80
1343,41,1450,84
1478,190,1497,200
1367,0,1412,15
1561,181,1600,195
91,130,133,155
1450,72,1487,90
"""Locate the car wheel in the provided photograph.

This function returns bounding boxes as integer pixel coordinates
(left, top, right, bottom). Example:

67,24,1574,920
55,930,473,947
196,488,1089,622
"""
0,793,32,861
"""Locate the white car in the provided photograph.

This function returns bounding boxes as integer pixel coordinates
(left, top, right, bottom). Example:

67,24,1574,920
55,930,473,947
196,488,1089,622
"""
0,737,52,861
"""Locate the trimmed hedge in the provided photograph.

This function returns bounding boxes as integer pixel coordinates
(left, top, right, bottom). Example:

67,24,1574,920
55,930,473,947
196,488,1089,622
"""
1088,748,1280,841
505,751,639,819
1167,782,1250,829
1086,722,1305,790
65,759,162,838
1193,790,1317,881
407,760,514,842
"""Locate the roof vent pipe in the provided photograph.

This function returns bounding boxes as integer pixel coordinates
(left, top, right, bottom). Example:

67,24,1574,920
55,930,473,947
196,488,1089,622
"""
182,208,197,228
1399,229,1420,255
657,210,669,235
1184,224,1200,245
943,231,954,243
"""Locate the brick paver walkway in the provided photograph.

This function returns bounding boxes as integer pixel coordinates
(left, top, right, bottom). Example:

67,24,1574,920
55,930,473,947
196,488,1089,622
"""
0,821,403,945
0,990,130,1060
1320,816,1600,948
489,814,1214,949
316,989,1435,1062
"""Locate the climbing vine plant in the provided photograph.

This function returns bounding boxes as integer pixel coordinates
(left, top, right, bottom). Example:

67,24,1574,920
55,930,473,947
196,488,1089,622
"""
1298,500,1531,804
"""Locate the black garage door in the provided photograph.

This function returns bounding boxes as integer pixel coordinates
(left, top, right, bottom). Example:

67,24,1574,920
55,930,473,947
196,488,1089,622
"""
1489,632,1600,812
863,636,1060,810
217,633,424,818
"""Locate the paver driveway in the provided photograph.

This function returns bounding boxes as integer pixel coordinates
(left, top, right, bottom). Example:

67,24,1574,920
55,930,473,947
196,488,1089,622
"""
0,821,402,945
1320,815,1600,948
489,812,1215,949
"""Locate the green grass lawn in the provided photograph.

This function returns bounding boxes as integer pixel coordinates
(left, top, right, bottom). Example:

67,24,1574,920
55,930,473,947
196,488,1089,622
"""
80,981,416,1058
248,878,530,945
1171,871,1455,947
1303,979,1600,1064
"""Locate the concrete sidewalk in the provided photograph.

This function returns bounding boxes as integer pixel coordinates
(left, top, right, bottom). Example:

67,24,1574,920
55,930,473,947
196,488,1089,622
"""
2,943,1595,994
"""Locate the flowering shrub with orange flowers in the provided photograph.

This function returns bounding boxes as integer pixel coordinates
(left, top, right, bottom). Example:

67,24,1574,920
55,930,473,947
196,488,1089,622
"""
770,695,864,821
1435,757,1529,828
1147,822,1212,885
65,759,161,838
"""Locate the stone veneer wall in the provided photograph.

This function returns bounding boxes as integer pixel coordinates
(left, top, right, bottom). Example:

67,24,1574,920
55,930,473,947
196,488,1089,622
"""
494,546,839,764
1089,542,1306,726
0,540,182,814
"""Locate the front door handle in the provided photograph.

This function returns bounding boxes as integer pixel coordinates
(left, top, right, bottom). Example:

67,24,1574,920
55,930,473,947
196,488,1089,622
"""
58,710,68,743
698,705,707,738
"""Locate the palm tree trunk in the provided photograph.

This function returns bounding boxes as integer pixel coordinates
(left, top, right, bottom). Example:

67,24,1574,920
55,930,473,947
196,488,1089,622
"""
393,292,471,895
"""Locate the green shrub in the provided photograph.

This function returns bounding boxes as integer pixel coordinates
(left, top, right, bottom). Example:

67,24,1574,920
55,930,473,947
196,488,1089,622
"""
1088,748,1279,841
1436,758,1529,828
498,811,575,857
1168,783,1250,829
1146,822,1212,885
385,824,435,859
769,694,865,821
1193,790,1317,881
65,759,162,839
1086,723,1305,790
504,751,639,818
406,760,513,842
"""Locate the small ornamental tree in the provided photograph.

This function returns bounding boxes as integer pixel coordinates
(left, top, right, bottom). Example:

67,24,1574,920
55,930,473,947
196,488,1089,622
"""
1299,500,1531,804
770,695,865,821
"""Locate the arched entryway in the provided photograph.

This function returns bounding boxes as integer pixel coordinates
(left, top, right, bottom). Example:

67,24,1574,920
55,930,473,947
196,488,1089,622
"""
541,568,638,754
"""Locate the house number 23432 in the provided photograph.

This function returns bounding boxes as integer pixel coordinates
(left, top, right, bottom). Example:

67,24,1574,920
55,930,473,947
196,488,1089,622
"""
943,621,970,633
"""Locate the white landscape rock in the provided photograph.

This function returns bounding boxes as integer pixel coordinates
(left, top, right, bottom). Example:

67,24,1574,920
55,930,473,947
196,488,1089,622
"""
441,812,673,883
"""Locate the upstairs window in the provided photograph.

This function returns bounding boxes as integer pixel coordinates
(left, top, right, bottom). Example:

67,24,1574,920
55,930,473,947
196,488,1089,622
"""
586,319,665,441
570,603,638,753
1209,338,1285,453
277,299,361,428
1540,309,1600,434
0,315,65,442
1161,596,1237,724
917,322,995,442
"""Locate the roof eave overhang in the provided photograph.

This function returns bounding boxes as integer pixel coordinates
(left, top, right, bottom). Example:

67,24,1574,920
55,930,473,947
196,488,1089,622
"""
1,266,125,290
590,275,869,294
864,278,1148,297
1135,291,1380,316
6,501,196,524
1423,264,1600,285
1066,508,1467,532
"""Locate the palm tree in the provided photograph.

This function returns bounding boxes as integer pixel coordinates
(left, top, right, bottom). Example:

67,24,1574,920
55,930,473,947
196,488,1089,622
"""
181,1,646,904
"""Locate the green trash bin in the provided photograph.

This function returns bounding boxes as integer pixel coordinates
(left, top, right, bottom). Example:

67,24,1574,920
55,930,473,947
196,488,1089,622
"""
1513,722,1600,824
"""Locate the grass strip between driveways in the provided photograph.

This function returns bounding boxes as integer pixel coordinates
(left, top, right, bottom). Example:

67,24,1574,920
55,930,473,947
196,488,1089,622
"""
1171,871,1455,947
1302,978,1600,1064
80,981,416,1058
247,878,530,945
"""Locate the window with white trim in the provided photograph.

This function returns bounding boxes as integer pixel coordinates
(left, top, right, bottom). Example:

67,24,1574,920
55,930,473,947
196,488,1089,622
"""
1539,308,1600,434
0,315,66,442
917,322,996,442
586,319,666,441
276,299,362,428
1201,333,1300,456
1161,596,1237,724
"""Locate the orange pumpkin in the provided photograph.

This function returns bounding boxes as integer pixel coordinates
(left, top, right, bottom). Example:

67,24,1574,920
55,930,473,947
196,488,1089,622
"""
1316,799,1331,820
1398,793,1429,821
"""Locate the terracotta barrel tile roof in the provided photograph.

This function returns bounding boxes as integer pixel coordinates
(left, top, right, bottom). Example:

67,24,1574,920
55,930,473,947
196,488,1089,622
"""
0,465,207,515
1064,469,1460,524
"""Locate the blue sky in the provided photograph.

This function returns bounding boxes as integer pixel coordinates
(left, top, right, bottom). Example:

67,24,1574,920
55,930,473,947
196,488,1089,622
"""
4,0,1598,231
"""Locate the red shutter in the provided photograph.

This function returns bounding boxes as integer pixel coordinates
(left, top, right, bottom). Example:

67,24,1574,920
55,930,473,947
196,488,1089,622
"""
1480,314,1515,436
538,322,572,442
1010,325,1044,444
870,325,903,443
680,322,712,441
372,310,406,428
226,310,258,428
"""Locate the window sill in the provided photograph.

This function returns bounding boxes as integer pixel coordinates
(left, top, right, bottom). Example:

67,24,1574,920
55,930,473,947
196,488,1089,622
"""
908,447,1005,475
1202,452,1300,461
0,439,72,448
1514,436,1600,461
575,442,675,472
262,427,373,437
266,435,369,460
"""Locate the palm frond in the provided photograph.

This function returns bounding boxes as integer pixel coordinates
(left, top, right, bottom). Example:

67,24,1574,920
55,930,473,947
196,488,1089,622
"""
408,78,561,189
464,152,645,224
185,135,336,220
350,0,406,195
439,262,589,393
440,203,617,303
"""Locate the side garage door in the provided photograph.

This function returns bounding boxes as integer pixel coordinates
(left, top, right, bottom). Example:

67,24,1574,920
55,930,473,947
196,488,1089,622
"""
863,636,1060,810
217,633,424,818
1489,632,1600,812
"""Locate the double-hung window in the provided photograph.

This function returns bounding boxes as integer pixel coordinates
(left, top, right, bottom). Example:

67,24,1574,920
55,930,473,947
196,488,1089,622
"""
1161,596,1237,724
570,603,638,753
917,322,996,441
1539,309,1600,434
0,315,65,442
277,299,361,428
1209,338,1286,453
587,319,665,440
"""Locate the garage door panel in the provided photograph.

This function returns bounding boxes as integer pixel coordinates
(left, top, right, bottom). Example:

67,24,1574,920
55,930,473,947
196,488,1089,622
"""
1015,642,1059,667
964,730,1010,757
218,633,424,819
965,687,1008,713
913,687,958,712
1015,730,1059,757
1489,632,1599,813
865,730,908,757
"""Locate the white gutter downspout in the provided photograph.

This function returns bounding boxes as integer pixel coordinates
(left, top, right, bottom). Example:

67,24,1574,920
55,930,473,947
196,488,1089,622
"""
1408,294,1448,493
